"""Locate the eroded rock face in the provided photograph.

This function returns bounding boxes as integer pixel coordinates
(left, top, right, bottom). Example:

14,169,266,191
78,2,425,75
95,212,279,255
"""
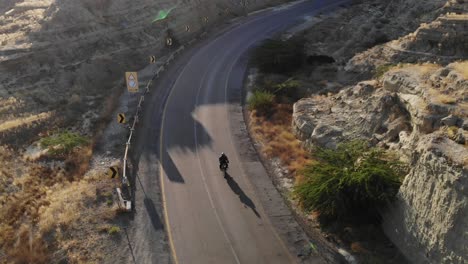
383,136,467,264
292,79,412,149
304,0,464,65
292,64,468,263
346,13,468,74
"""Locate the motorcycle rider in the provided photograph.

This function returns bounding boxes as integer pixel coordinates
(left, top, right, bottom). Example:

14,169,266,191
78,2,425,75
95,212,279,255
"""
219,152,229,170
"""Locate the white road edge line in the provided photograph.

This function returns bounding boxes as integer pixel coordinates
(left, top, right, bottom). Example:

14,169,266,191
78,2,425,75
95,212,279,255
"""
158,0,346,263
222,29,298,264
193,51,242,264
158,6,294,264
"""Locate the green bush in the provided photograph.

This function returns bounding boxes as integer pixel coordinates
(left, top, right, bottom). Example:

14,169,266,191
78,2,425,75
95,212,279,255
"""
40,131,89,156
269,79,301,100
108,225,121,235
295,140,404,223
373,64,396,78
252,38,305,74
247,90,275,113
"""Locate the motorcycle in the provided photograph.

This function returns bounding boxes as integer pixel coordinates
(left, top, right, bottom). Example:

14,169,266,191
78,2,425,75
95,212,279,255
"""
219,161,228,171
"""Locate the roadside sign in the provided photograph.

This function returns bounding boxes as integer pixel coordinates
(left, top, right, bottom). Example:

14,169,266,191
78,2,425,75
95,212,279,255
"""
150,56,156,64
185,25,190,32
166,37,173,47
118,113,126,124
203,16,209,23
125,72,139,93
108,166,119,179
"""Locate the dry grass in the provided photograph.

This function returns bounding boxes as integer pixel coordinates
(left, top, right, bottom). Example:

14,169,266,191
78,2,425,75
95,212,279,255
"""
415,63,440,75
438,94,457,105
0,97,21,113
451,61,468,79
248,104,312,176
393,62,440,74
427,88,459,105
38,180,96,233
0,112,52,132
0,142,118,263
350,242,367,253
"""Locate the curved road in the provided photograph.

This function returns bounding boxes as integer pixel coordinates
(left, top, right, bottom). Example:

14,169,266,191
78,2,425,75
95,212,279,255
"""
159,1,343,263
128,1,345,263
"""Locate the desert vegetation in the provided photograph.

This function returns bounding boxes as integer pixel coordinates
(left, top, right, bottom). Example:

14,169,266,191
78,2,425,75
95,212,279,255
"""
251,38,305,74
0,132,121,263
295,141,404,223
39,131,89,156
247,36,411,262
247,90,275,113
249,103,311,175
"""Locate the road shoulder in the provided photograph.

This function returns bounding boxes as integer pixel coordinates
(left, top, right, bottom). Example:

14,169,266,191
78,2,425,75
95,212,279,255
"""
228,57,345,263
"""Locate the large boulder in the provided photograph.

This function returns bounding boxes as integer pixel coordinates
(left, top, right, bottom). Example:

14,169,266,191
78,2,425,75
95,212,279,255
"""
383,71,421,94
310,124,343,149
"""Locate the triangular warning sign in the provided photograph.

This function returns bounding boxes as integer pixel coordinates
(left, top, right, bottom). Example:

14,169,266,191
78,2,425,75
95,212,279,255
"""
128,74,136,87
125,72,139,93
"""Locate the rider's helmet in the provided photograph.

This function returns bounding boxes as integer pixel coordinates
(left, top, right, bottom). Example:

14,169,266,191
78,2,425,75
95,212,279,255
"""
221,152,224,156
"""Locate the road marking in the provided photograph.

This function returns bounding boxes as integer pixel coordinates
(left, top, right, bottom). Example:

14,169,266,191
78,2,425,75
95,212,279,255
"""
158,1,343,262
159,31,224,264
159,21,243,263
193,52,241,264
221,23,298,264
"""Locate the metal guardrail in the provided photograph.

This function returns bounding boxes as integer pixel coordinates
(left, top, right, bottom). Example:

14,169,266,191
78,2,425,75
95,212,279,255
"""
113,0,311,211
117,45,186,211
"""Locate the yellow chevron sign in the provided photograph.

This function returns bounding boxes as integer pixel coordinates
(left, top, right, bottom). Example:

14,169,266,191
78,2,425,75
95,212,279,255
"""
118,113,126,124
108,166,119,179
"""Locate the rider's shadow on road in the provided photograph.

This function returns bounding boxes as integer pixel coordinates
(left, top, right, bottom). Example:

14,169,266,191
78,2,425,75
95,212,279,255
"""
224,172,261,218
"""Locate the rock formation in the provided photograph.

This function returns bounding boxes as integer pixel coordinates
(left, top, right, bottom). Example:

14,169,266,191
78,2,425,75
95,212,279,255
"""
293,62,468,263
293,0,467,260
346,13,468,74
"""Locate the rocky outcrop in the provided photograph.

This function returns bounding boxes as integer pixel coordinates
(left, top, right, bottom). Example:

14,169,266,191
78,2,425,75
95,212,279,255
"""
383,135,467,264
292,79,413,149
303,0,463,63
292,63,468,263
346,13,468,74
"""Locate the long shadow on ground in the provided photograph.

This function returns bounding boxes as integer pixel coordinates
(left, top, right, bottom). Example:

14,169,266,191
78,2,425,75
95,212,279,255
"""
224,172,260,218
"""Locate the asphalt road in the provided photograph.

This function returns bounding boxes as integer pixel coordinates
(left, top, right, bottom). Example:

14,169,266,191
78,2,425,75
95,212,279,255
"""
156,1,345,263
120,1,346,263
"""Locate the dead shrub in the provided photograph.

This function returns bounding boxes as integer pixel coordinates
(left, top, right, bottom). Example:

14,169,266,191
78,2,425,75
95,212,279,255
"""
7,224,51,264
249,104,313,175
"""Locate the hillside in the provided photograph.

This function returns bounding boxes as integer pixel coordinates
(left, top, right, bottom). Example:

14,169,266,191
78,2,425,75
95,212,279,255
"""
0,0,287,262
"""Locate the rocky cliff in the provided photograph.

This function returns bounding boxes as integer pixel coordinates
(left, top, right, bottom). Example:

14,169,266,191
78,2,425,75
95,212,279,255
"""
292,63,468,263
291,0,468,261
346,13,468,74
